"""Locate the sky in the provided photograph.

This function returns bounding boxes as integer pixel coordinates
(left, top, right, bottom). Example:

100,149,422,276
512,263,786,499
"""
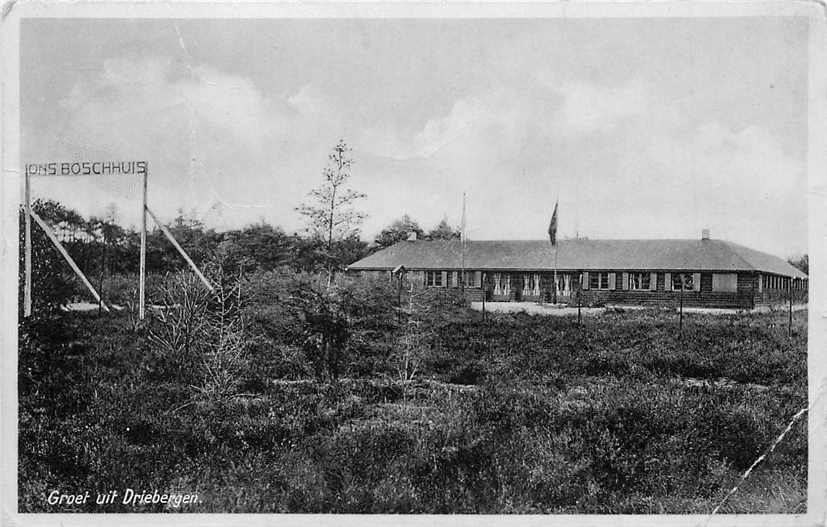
21,17,809,257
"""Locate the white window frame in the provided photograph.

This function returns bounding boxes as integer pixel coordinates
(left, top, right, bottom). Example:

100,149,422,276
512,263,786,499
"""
628,272,651,291
463,271,480,288
425,271,442,287
522,273,534,296
589,271,610,290
672,272,694,291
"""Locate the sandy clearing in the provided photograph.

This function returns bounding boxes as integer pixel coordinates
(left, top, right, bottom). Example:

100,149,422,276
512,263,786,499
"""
470,301,807,316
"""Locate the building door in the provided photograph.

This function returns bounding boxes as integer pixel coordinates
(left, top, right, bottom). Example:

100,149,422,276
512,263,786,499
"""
513,274,523,301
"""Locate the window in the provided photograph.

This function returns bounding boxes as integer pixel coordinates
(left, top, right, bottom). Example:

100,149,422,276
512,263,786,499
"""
463,271,480,288
712,273,737,292
425,271,442,287
628,272,651,290
522,274,533,295
589,272,610,290
554,274,569,295
672,273,693,291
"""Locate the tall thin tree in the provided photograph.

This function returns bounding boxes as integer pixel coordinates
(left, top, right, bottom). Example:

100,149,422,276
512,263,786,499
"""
296,139,367,285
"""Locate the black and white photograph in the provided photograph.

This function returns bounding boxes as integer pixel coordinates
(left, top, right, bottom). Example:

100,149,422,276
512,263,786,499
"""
1,2,825,523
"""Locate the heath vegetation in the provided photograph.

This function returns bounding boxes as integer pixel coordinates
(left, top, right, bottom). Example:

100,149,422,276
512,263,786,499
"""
17,142,807,514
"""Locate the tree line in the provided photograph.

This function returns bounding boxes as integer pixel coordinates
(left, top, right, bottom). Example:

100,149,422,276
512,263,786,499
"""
26,136,802,288
21,204,459,278
20,139,460,281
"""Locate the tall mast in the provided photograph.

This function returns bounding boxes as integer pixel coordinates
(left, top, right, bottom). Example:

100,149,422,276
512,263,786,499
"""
553,195,559,304
461,191,466,293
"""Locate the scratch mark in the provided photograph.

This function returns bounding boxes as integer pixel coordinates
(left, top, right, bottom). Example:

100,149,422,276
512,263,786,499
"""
172,20,194,68
701,398,813,523
169,20,272,223
1,0,16,21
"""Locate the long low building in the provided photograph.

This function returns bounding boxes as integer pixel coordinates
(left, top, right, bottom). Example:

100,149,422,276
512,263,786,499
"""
347,231,808,309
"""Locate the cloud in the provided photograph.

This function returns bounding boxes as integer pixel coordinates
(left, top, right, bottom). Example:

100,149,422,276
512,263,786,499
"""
360,77,652,163
29,52,805,256
589,119,806,254
359,84,546,164
360,95,494,160
555,78,648,134
353,72,804,255
287,83,336,117
31,57,350,232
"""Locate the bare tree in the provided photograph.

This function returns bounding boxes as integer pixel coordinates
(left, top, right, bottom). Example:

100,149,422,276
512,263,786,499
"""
149,268,250,404
296,139,367,283
394,282,429,384
198,275,248,400
148,272,211,378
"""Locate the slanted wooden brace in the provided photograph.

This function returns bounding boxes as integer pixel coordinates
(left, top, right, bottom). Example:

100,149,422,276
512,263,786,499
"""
23,162,212,319
29,208,109,312
145,206,214,294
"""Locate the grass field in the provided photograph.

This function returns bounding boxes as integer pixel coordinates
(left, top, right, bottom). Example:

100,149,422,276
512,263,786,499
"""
18,297,807,513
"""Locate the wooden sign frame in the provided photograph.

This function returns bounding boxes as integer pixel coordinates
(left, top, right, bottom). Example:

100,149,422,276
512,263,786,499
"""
23,162,212,320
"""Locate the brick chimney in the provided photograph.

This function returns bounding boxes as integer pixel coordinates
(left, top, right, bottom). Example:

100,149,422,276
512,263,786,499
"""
407,231,417,241
701,228,710,240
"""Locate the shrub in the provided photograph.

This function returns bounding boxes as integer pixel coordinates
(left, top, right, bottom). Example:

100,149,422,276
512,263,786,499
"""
275,272,398,381
147,267,252,400
18,282,807,514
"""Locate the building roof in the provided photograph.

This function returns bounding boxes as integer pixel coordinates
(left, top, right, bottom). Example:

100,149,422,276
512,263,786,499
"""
347,239,808,278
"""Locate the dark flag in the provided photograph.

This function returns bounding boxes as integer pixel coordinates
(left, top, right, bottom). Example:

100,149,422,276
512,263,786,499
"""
548,201,558,246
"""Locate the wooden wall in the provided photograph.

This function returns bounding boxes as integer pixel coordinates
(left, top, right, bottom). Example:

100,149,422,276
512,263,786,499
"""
350,269,807,309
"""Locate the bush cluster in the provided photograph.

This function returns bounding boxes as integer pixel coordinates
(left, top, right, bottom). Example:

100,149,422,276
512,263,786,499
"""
18,274,807,513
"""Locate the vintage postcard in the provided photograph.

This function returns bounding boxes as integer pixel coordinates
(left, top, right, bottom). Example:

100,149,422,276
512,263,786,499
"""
1,1,825,526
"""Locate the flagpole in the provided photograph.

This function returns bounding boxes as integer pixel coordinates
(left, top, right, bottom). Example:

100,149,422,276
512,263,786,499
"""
553,239,559,304
461,192,466,295
551,197,559,304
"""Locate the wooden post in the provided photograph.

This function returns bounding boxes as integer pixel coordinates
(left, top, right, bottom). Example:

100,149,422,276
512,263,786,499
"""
788,287,793,339
24,171,32,317
397,271,403,324
481,272,486,321
577,273,582,326
98,225,106,316
679,274,684,337
139,169,147,320
553,246,559,304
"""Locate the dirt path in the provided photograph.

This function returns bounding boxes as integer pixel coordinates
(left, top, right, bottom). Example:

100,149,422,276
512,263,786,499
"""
470,301,807,316
469,302,605,316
